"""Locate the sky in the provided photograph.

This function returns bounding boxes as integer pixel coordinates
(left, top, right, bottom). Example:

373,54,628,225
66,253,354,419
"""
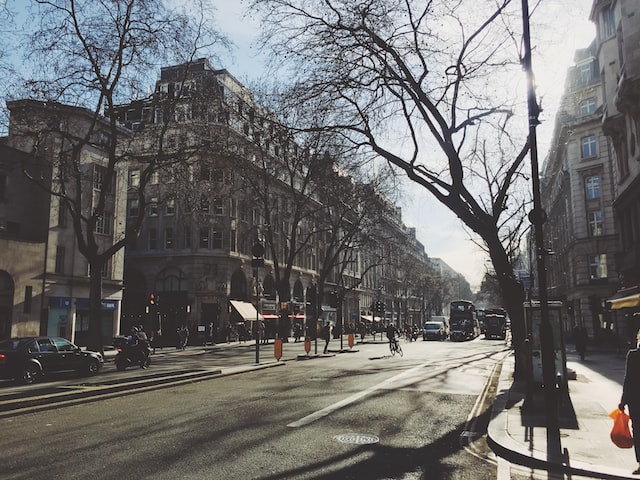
210,0,596,292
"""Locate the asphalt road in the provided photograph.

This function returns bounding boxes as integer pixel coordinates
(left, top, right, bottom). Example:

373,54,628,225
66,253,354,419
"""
1,337,511,480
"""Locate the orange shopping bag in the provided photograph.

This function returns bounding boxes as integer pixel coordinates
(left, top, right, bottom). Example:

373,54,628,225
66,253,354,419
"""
609,408,634,449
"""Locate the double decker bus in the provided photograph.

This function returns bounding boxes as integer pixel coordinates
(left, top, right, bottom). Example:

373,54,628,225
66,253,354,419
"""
449,300,480,341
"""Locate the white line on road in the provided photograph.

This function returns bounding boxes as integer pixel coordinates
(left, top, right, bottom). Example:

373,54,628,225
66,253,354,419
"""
287,361,442,428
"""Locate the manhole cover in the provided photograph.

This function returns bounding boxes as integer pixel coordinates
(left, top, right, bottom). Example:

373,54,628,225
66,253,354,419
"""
334,433,379,445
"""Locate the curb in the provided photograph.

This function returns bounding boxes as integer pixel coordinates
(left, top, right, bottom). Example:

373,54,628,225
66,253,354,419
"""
487,355,633,480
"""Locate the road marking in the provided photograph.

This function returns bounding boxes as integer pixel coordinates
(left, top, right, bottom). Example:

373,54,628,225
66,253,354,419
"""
287,361,439,428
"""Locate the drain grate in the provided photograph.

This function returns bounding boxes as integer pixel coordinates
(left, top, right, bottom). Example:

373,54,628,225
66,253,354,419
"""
334,433,379,445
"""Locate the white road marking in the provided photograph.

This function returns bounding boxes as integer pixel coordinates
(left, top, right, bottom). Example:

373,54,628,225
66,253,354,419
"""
287,361,438,428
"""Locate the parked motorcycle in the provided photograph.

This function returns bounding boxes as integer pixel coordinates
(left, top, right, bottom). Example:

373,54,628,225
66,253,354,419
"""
114,336,151,371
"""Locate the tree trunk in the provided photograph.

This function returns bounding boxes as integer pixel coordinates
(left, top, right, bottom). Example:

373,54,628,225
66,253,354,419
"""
87,263,104,354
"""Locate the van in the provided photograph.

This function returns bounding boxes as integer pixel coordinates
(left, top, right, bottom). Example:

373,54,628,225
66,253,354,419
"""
430,316,449,337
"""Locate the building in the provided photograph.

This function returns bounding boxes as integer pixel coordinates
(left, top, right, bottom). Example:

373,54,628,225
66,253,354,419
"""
541,40,620,341
0,100,127,344
590,0,640,337
114,58,440,343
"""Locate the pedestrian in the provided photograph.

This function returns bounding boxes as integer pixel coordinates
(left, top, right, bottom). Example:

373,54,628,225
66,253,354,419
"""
322,323,331,354
573,324,587,360
207,322,215,346
619,330,640,475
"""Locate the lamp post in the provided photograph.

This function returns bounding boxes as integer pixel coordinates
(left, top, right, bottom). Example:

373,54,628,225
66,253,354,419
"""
521,0,561,461
252,241,265,364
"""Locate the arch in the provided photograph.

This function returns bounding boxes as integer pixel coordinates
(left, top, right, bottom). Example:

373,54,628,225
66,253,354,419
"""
262,274,276,300
230,269,248,301
0,270,15,340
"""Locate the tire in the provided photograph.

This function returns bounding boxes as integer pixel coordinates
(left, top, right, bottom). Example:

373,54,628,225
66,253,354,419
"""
20,364,41,385
397,344,403,357
115,356,127,371
85,358,100,376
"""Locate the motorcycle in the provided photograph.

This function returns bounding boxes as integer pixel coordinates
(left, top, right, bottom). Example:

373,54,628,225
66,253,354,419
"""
114,336,151,371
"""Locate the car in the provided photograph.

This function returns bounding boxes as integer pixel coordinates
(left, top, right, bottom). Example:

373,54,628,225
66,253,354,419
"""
422,321,447,341
0,336,103,384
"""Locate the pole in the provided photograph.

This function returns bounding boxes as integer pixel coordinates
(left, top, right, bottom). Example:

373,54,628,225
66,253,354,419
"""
255,267,260,364
521,0,561,461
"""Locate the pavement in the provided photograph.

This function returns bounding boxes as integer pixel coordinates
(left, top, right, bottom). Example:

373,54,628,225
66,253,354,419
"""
487,345,638,479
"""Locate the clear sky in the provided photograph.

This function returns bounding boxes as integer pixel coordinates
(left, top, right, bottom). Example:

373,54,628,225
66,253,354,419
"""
211,0,596,292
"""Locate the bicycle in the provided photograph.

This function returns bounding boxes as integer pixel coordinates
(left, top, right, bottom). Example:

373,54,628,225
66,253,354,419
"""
389,337,403,357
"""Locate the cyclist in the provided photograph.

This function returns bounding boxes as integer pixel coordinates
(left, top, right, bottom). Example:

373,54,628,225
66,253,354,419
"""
386,323,398,351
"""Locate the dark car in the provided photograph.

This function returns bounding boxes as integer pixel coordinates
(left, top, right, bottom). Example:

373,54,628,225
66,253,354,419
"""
0,336,103,384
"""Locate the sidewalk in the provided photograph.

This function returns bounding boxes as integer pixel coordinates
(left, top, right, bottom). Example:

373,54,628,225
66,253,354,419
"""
488,346,637,479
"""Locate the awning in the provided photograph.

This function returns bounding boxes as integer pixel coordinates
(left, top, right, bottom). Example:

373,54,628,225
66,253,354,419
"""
361,315,382,322
262,314,279,320
229,300,263,321
610,293,640,310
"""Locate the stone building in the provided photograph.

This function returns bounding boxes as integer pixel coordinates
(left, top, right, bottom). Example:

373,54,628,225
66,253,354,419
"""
0,100,126,343
114,58,436,344
590,0,640,333
541,40,620,340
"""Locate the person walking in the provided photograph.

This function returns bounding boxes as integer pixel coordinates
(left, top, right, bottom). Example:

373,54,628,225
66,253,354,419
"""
619,330,640,475
322,323,331,354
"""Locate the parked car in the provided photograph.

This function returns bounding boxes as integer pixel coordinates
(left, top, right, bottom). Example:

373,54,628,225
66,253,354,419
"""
0,336,103,384
422,321,447,341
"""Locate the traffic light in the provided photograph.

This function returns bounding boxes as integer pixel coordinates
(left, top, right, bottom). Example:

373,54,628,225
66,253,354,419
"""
251,241,265,267
149,293,155,305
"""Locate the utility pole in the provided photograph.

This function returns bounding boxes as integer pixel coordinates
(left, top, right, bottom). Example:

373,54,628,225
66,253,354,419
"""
520,0,562,462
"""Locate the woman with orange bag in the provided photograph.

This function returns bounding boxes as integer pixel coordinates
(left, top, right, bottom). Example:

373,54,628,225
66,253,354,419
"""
620,330,640,475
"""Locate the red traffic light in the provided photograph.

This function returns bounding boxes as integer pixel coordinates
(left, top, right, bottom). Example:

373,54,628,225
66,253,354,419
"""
149,293,155,305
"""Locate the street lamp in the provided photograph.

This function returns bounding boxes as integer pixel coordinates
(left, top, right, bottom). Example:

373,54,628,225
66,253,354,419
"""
252,241,265,364
521,0,561,462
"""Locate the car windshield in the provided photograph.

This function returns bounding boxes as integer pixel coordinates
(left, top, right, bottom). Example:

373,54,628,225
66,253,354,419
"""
0,338,33,351
425,324,441,330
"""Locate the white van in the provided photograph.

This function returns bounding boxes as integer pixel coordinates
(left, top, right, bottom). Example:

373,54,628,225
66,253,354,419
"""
429,316,449,337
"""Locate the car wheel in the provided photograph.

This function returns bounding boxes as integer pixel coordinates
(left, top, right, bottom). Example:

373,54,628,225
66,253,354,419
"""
20,364,41,385
85,358,100,376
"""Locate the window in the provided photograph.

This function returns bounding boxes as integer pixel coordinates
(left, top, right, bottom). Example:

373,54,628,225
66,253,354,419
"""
128,169,140,188
581,135,597,158
93,165,106,191
588,210,603,236
165,198,175,216
165,228,174,249
55,246,65,273
57,202,67,227
212,168,224,183
588,254,607,279
183,226,191,249
199,165,211,181
213,198,224,216
585,175,601,200
149,197,158,216
149,228,157,250
200,196,210,214
601,5,615,39
579,62,592,84
580,98,596,116
0,172,6,201
95,212,112,235
212,230,223,249
127,198,139,217
199,228,209,248
150,171,159,185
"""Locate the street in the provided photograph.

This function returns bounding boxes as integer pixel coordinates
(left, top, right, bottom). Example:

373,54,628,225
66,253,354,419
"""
1,337,511,479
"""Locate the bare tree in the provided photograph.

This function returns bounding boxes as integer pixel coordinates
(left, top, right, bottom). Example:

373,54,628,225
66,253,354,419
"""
3,0,226,352
249,0,533,376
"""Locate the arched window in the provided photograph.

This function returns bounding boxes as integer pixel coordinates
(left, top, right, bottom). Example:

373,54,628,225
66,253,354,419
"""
230,269,248,300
